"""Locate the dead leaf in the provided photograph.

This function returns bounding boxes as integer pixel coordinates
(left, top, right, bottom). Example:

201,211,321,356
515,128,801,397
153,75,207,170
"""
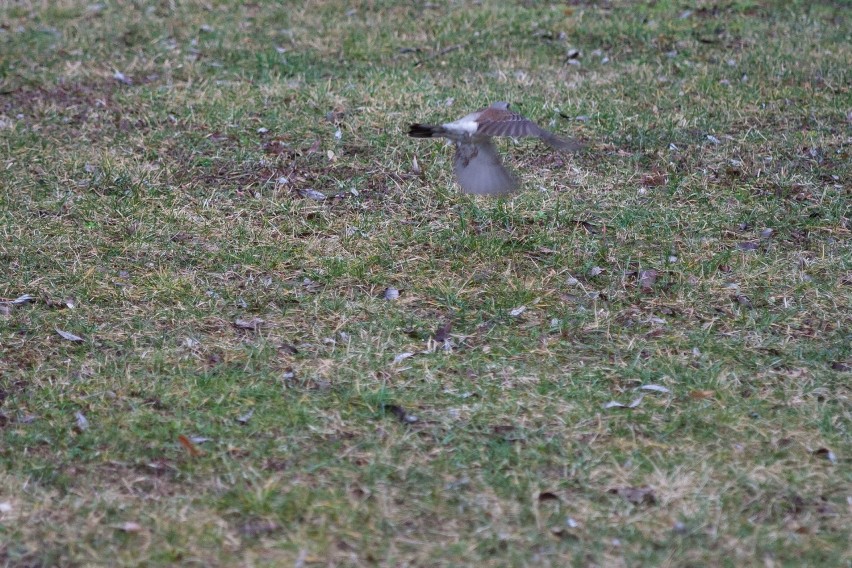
299,188,327,201
736,241,759,251
538,491,561,502
392,352,415,364
113,70,132,85
641,173,667,187
234,318,264,331
47,297,76,309
639,384,671,394
509,305,527,317
609,486,656,505
6,294,35,305
237,409,254,424
280,343,299,355
114,522,142,533
604,395,644,409
239,520,280,537
56,328,84,342
589,266,604,277
75,411,89,431
639,269,658,291
628,395,644,408
178,434,203,457
306,139,321,154
577,221,602,234
433,321,453,342
492,424,525,442
689,390,715,399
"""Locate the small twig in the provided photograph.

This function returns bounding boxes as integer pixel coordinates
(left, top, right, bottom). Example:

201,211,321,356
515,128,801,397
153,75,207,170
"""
414,43,465,68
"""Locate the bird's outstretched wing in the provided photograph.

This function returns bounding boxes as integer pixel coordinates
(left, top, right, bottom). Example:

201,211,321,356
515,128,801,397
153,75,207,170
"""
453,138,518,196
472,108,584,152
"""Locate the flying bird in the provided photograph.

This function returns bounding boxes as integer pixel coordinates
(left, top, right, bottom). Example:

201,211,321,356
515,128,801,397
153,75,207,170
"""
408,102,583,196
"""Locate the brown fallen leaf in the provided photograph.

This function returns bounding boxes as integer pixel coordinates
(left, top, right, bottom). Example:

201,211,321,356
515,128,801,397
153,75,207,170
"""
178,434,203,457
641,172,667,187
689,390,715,399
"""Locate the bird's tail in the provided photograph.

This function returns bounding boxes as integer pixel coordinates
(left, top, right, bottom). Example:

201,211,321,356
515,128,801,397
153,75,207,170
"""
408,124,447,138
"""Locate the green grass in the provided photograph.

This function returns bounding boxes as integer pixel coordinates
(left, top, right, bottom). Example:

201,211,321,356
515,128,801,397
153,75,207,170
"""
1,0,850,566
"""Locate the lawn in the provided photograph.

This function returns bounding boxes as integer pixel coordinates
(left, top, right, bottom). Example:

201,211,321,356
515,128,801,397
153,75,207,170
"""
0,0,849,566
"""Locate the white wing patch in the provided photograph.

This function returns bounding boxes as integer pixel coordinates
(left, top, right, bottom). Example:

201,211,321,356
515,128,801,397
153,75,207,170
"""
442,117,480,136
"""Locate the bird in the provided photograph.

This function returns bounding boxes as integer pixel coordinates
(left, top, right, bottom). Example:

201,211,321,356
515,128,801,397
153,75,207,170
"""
408,102,583,196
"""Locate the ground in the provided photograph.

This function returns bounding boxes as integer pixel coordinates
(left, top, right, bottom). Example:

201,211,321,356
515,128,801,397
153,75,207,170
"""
0,0,850,566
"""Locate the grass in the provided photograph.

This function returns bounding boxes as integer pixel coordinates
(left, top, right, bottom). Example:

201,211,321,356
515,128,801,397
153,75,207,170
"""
1,0,850,565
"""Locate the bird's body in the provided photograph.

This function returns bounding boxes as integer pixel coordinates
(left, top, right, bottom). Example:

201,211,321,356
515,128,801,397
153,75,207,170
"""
409,102,582,195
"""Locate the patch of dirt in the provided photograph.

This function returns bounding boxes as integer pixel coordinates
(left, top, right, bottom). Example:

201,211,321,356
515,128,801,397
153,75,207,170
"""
1,79,153,136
